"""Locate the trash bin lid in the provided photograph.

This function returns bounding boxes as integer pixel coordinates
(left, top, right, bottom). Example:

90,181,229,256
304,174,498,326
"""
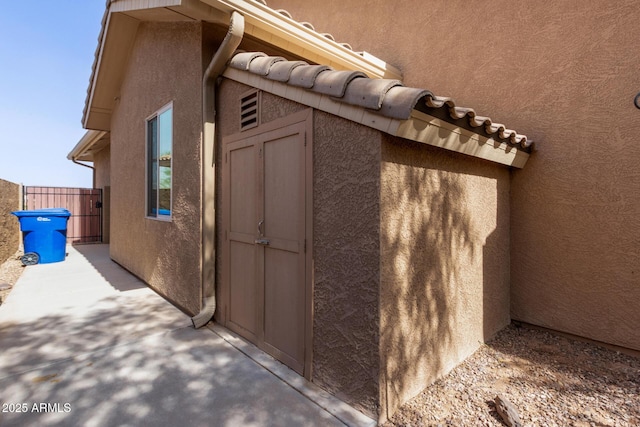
12,208,72,217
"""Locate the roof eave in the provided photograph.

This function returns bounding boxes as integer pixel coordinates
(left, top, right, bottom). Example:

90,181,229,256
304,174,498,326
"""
82,10,140,131
82,0,401,131
67,130,109,162
82,0,230,130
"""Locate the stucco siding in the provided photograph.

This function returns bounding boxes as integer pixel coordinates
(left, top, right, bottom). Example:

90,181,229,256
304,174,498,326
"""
268,0,640,351
312,111,381,417
93,145,110,189
379,136,510,421
0,179,21,264
109,22,202,314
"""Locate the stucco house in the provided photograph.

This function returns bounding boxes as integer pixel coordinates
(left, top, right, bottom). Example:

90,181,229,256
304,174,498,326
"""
68,0,639,423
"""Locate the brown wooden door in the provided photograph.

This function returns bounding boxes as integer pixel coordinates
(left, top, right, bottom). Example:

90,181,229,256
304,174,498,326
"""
222,112,311,376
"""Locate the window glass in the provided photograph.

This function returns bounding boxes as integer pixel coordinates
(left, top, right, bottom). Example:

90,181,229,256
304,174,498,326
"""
147,117,158,216
158,108,172,213
146,104,172,218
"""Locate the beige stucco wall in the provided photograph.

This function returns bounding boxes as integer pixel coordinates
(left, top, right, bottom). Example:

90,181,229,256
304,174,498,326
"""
270,0,640,351
109,22,203,314
312,111,381,416
0,179,21,264
379,136,510,421
93,145,110,189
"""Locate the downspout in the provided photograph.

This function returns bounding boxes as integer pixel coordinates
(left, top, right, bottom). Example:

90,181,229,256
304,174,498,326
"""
192,11,245,328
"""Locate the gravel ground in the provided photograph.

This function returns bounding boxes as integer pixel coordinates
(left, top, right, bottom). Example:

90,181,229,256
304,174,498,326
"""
384,325,640,427
0,250,25,305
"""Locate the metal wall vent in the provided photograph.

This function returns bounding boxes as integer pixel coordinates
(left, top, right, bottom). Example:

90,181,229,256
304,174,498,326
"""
240,90,260,131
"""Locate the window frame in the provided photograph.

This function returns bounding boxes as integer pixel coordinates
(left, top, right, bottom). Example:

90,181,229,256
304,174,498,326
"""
145,101,173,221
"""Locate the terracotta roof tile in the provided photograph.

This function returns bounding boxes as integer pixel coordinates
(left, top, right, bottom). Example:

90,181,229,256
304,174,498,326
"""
380,86,432,119
311,70,368,98
228,52,532,149
248,55,284,75
288,64,332,88
342,77,402,110
266,60,307,82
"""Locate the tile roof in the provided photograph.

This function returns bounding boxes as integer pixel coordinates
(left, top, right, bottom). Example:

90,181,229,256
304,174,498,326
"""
229,52,532,150
82,0,112,125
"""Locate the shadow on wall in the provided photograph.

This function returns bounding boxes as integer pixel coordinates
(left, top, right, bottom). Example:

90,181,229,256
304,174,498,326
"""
380,136,507,418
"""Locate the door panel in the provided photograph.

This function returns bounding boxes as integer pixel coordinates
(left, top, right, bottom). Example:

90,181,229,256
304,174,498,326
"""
222,111,311,377
230,143,257,235
227,141,258,340
229,241,257,338
262,130,306,374
264,248,304,374
263,133,302,242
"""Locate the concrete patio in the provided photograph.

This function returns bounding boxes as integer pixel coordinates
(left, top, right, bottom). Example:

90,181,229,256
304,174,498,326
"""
0,244,375,427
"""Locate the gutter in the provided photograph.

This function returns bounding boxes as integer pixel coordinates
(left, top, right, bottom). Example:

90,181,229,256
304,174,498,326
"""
70,158,95,171
67,130,109,179
192,10,245,328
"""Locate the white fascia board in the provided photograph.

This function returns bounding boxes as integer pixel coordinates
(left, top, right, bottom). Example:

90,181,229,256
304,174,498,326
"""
395,111,529,168
110,0,182,12
200,0,402,80
67,130,108,161
111,0,228,22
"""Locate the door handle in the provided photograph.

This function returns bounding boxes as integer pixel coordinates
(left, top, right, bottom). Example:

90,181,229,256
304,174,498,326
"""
258,219,264,236
255,238,270,245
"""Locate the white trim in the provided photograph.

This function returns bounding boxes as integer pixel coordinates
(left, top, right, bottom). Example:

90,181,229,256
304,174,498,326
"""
145,101,174,220
396,111,529,168
67,130,108,161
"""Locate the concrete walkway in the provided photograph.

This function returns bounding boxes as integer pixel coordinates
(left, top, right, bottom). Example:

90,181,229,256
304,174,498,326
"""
0,245,375,427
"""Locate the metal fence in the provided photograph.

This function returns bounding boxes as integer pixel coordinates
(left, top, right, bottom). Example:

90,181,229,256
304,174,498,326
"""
23,186,102,244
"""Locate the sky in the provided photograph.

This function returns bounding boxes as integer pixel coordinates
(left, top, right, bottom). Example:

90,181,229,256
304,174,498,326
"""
0,1,105,188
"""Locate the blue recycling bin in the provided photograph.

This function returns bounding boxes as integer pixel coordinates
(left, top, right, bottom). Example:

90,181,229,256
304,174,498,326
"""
12,208,72,265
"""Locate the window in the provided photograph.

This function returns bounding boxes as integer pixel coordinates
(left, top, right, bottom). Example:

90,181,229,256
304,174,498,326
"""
146,103,172,219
